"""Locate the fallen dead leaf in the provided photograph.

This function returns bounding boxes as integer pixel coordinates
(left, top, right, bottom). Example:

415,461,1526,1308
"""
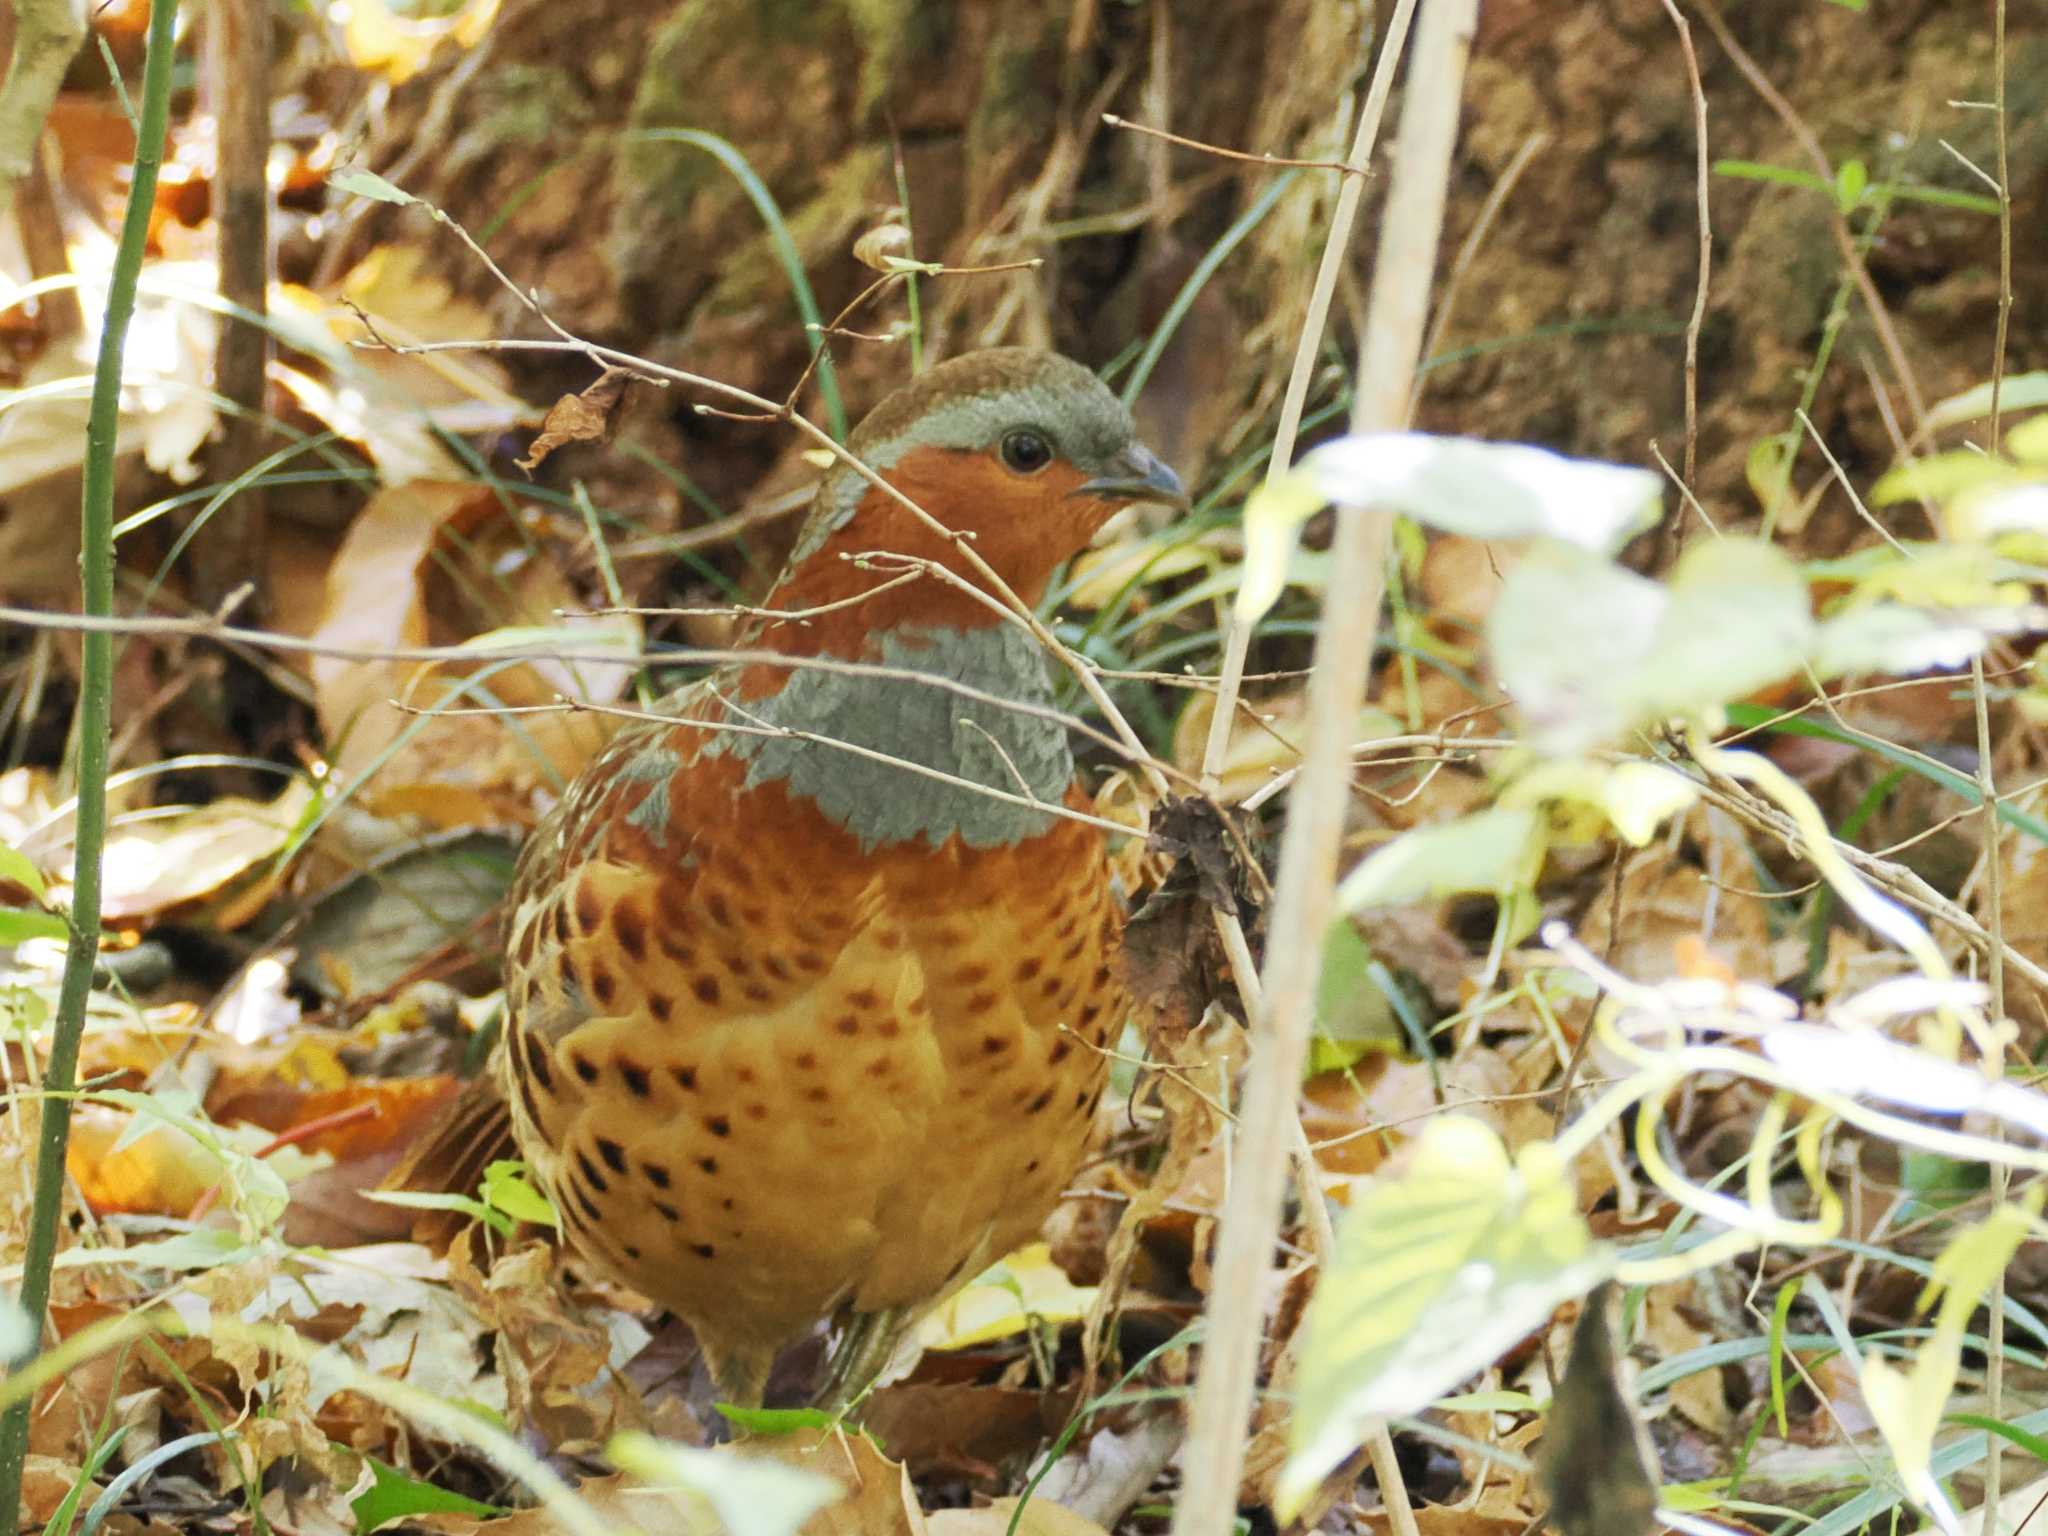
927,1496,1109,1536
519,367,638,472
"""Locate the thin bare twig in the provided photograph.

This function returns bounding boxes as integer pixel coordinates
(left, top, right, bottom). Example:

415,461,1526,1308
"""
1198,0,1420,791
1172,4,1476,1534
1102,113,1372,176
1658,0,1712,490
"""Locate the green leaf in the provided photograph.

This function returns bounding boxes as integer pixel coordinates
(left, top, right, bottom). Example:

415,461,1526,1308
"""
714,1404,840,1437
361,1188,513,1238
1279,1118,1614,1516
0,907,69,943
1312,922,1401,1069
329,168,416,205
1834,158,1869,213
1335,806,1545,912
481,1159,560,1229
0,839,48,901
607,1430,840,1536
351,1456,501,1534
1713,159,1832,194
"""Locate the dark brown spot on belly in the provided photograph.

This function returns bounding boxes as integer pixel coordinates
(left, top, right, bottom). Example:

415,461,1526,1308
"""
574,879,602,934
524,1033,554,1089
613,903,648,963
1025,1088,1054,1114
591,965,617,1007
706,892,732,928
698,1156,718,1174
575,1149,608,1192
644,1161,672,1188
846,987,881,1011
692,975,722,1005
833,1014,860,1036
965,991,998,1013
572,1053,600,1085
707,1115,730,1137
1049,1038,1072,1064
650,993,674,1023
596,1137,627,1174
1014,956,1043,983
673,1064,698,1091
654,1200,680,1221
982,1034,1008,1055
692,1242,716,1259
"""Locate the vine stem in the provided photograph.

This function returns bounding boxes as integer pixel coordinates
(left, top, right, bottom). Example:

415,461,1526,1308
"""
1167,4,1477,1533
0,1,176,1528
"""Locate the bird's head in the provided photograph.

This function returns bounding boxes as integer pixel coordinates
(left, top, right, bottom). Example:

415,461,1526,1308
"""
763,349,1188,646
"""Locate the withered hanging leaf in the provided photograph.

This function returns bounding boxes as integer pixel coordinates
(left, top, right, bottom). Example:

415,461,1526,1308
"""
517,367,638,472
1539,1283,1659,1536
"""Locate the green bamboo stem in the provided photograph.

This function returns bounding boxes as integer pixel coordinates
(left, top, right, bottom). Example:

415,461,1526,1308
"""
0,0,180,1527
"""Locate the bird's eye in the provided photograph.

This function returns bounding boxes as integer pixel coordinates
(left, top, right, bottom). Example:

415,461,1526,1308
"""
999,429,1055,475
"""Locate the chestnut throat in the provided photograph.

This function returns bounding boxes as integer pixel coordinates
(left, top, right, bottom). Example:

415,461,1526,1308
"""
708,621,1074,852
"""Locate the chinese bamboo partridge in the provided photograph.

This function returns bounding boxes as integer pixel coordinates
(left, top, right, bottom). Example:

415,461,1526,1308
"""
420,349,1187,1408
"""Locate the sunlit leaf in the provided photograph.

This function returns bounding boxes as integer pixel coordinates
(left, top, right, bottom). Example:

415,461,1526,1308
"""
1280,1117,1614,1516
0,907,67,943
1335,806,1545,912
1615,536,1814,728
1486,541,1666,751
1236,434,1662,622
351,1455,501,1532
607,1430,840,1536
1926,373,2048,430
1870,451,2017,509
0,838,48,900
481,1159,560,1230
1858,1194,2041,1536
1810,603,1989,678
918,1242,1098,1350
330,168,417,205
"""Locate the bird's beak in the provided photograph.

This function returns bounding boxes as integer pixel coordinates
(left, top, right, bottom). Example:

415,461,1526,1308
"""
1072,443,1190,511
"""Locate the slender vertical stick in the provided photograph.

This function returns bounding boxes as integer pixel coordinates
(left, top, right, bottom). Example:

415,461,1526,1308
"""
0,1,179,1529
199,0,274,612
1196,0,1419,790
1168,4,1478,1534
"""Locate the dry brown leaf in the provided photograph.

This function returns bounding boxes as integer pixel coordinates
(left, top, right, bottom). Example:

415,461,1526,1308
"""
308,480,635,821
755,1429,926,1536
518,368,637,472
927,1497,1109,1536
87,777,316,924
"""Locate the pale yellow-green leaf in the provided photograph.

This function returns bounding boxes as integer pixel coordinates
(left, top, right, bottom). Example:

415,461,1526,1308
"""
1280,1116,1613,1518
0,838,47,901
1925,372,2048,431
1486,542,1665,752
1870,451,2016,508
1858,1193,2040,1535
918,1242,1098,1349
1612,536,1813,729
1810,603,1990,680
2005,412,2048,463
1335,806,1545,913
1235,466,1330,623
1235,434,1663,626
1499,758,1698,848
